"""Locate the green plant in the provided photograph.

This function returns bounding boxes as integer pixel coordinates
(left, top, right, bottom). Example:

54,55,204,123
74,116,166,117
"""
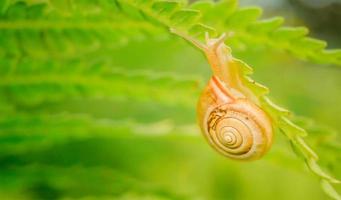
0,0,340,199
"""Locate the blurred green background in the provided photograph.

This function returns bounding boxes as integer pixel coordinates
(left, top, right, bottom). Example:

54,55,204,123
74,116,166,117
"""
0,0,340,199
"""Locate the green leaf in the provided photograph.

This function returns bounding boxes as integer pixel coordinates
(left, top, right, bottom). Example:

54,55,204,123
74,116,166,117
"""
321,180,341,200
306,159,340,184
294,136,318,160
170,9,201,26
225,7,262,28
271,27,309,40
261,97,290,118
294,37,327,51
248,17,284,34
152,0,181,16
279,117,308,138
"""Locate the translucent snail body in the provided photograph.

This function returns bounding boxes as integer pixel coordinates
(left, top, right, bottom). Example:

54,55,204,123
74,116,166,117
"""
196,33,273,160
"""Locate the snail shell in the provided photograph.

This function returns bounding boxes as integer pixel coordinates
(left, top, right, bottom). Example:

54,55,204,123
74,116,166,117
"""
197,34,273,161
198,77,273,160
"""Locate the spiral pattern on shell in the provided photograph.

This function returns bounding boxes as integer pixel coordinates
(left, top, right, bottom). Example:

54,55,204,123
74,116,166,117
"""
204,100,272,160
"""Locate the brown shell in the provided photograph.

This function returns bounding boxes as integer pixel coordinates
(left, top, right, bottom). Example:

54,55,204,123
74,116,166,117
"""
197,80,273,160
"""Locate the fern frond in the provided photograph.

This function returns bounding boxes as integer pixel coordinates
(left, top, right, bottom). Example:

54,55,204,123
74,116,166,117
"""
0,112,198,156
190,0,341,66
170,14,340,200
0,164,186,199
0,67,202,108
122,0,341,66
261,96,341,199
2,0,340,65
245,62,341,200
0,1,165,60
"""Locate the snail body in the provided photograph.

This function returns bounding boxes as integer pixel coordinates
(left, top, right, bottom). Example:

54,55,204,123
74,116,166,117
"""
196,34,273,160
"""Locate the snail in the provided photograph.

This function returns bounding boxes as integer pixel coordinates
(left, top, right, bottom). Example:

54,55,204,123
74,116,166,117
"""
173,31,273,160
